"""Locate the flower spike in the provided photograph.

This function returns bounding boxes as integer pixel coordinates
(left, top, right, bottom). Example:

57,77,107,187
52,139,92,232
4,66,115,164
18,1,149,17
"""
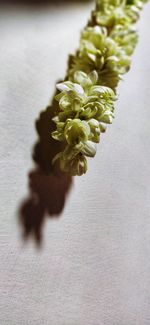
51,0,148,176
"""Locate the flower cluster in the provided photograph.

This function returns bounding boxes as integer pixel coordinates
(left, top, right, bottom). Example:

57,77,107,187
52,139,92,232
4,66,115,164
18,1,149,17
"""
51,0,147,176
69,25,135,89
52,71,115,175
95,0,146,27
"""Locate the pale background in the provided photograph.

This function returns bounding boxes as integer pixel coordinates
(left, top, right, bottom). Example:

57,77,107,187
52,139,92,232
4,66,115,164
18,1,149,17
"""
0,1,150,324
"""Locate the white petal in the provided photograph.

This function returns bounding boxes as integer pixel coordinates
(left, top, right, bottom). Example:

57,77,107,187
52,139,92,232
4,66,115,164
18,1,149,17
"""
73,83,84,95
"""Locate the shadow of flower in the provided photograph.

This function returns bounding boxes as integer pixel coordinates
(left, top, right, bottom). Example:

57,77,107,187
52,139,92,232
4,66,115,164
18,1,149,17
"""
19,102,73,246
17,0,92,245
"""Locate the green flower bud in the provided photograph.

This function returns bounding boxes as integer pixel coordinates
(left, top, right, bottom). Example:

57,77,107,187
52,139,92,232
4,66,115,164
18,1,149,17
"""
99,110,114,124
99,122,107,133
68,154,88,176
53,150,88,176
52,122,65,141
110,25,138,55
80,140,97,157
64,119,90,145
74,70,98,90
88,118,101,143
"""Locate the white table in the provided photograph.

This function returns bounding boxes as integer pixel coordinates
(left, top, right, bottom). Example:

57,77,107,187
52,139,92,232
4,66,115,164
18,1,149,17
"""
0,2,150,324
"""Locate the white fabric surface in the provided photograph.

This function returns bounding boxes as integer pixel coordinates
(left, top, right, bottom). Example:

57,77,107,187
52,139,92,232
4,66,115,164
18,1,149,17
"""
0,2,150,324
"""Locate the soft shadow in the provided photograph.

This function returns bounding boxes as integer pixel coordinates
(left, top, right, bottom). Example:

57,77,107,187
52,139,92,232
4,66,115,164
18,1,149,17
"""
19,98,73,246
18,0,92,245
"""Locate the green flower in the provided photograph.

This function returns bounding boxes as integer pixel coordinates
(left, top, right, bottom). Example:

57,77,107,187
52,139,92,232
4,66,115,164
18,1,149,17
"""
52,71,116,124
69,26,131,89
110,25,138,55
94,0,144,28
74,70,99,90
125,0,145,22
88,118,101,143
51,70,116,175
52,141,96,175
59,153,88,176
95,6,130,29
64,119,90,145
52,121,65,141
